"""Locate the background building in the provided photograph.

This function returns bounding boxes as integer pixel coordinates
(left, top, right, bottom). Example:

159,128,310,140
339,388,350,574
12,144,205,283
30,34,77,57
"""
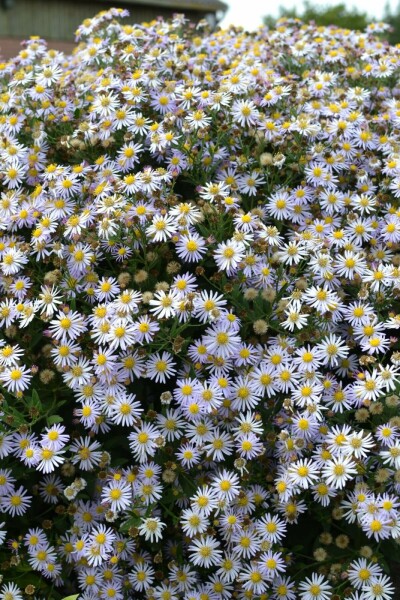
0,0,227,58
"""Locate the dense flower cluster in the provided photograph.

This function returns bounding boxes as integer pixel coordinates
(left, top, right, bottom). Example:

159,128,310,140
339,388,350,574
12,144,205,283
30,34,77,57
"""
0,7,399,599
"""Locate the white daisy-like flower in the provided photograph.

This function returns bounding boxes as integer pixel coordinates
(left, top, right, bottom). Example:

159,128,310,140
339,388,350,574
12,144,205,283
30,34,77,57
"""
361,574,395,600
1,246,28,275
210,469,240,502
0,522,6,546
214,240,246,275
380,441,400,469
315,334,349,367
188,535,222,568
149,289,180,319
0,365,32,393
203,322,241,359
106,318,137,350
353,369,385,402
256,513,287,543
48,309,87,341
129,563,155,592
348,558,383,590
181,508,208,536
298,573,332,600
175,232,207,262
101,480,132,512
288,458,320,489
231,99,259,126
0,582,24,600
35,284,63,317
322,456,357,489
128,422,161,462
147,214,176,242
1,485,32,516
138,517,165,542
258,550,286,580
146,351,176,383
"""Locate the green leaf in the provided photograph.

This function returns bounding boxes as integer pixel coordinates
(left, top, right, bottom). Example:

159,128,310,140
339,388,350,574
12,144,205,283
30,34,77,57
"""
3,401,26,427
30,388,42,409
46,414,64,426
62,596,80,600
120,514,141,532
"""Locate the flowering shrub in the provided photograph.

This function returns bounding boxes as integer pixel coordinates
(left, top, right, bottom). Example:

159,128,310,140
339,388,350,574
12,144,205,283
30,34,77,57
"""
0,7,400,599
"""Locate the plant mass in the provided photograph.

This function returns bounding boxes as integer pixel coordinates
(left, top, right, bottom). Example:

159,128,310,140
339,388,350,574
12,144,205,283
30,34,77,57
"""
0,8,399,600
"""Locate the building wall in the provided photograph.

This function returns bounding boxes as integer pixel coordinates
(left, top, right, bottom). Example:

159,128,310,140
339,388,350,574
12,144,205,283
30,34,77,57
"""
0,0,217,59
0,37,76,60
0,0,208,40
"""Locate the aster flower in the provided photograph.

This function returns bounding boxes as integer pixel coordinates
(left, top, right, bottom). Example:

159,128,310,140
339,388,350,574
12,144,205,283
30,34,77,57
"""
288,459,320,489
256,513,287,543
214,240,246,275
132,316,159,345
203,429,234,462
231,527,261,558
36,446,65,474
272,576,297,600
361,574,395,600
342,431,374,459
0,364,32,393
380,442,400,469
109,393,142,426
193,290,227,323
231,99,259,126
106,318,136,350
69,437,102,471
0,10,399,597
322,456,358,489
376,423,399,444
176,443,201,468
348,558,383,590
101,480,132,512
149,289,180,319
190,485,219,516
128,422,161,462
298,574,332,600
185,109,211,130
129,563,155,592
188,535,222,568
258,550,287,580
176,232,207,263
236,432,264,459
237,170,265,196
1,485,32,516
40,425,69,451
0,468,16,495
48,309,87,341
180,508,208,537
203,322,241,359
353,369,385,402
138,517,165,542
315,334,349,367
216,552,242,583
0,583,23,600
146,351,176,383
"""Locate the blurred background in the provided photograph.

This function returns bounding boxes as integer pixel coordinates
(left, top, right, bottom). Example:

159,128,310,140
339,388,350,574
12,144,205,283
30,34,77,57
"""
221,0,400,39
0,0,227,58
1,0,400,59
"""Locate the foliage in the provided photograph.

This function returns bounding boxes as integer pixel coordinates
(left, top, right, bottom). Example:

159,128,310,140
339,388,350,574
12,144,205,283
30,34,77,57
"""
263,0,400,45
263,1,371,31
383,1,400,45
0,7,399,600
